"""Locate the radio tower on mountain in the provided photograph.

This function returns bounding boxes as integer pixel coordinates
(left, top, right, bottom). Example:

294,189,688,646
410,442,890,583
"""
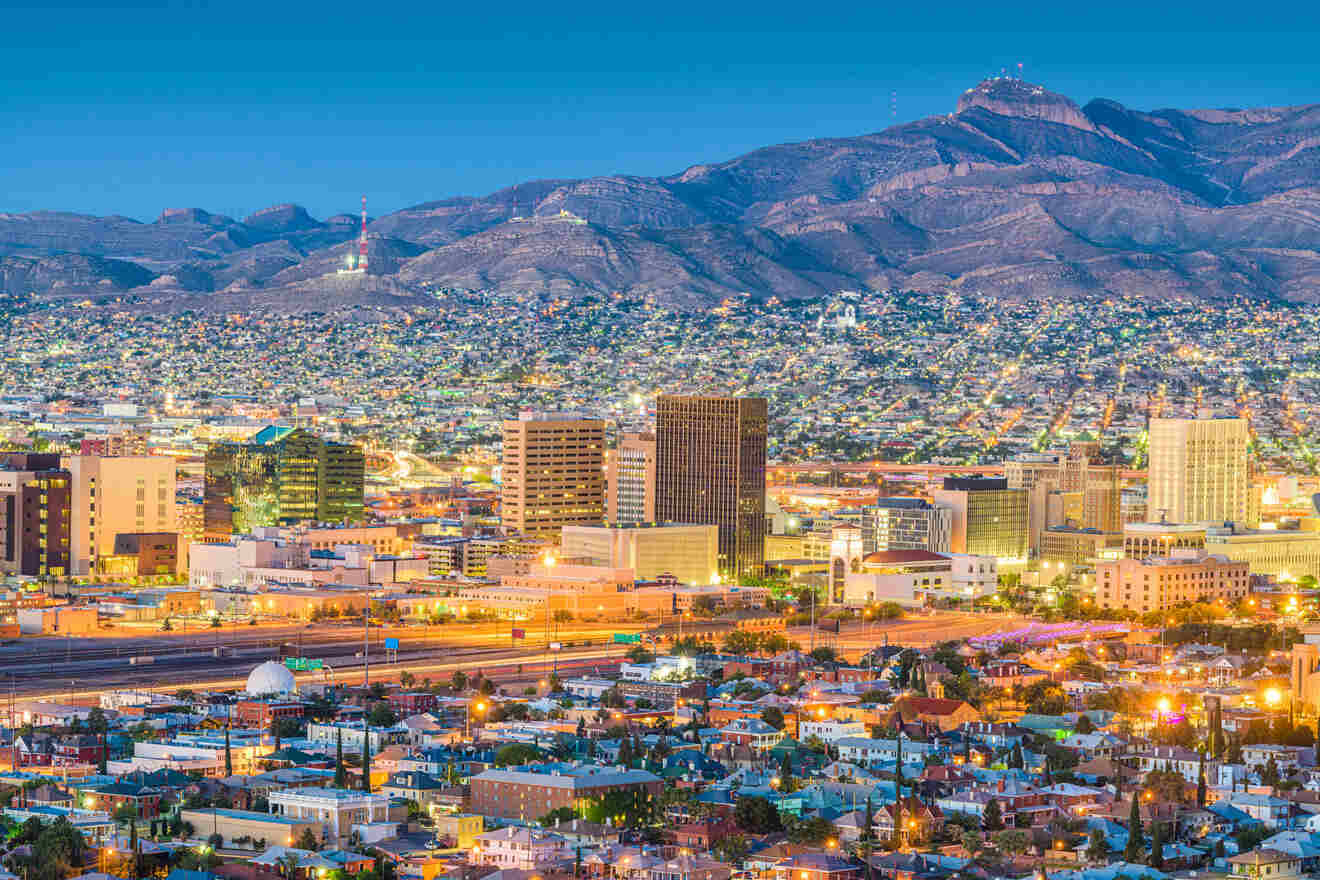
357,195,369,273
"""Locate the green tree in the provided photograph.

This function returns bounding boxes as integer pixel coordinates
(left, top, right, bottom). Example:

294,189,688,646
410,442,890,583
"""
296,827,320,851
994,830,1029,857
361,736,372,792
761,707,786,731
1149,820,1164,869
224,726,232,776
31,817,86,880
495,743,543,767
367,703,398,727
1074,714,1095,735
983,798,1003,831
711,833,749,863
785,815,837,846
1197,752,1207,807
1124,796,1144,862
334,729,347,788
450,670,468,692
1088,828,1109,862
733,796,782,833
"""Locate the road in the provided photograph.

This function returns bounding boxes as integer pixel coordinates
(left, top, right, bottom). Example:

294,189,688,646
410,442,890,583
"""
790,611,1032,656
0,619,644,703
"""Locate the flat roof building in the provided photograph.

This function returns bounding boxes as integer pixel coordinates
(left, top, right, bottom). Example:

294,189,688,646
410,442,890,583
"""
501,412,605,540
560,522,717,585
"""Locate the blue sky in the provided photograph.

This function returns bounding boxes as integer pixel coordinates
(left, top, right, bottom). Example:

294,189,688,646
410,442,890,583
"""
5,0,1319,221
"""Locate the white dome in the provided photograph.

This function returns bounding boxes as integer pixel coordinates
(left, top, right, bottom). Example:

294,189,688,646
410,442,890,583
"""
246,661,297,697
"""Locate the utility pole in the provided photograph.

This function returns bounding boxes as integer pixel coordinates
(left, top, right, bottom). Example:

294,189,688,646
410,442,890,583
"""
363,611,370,689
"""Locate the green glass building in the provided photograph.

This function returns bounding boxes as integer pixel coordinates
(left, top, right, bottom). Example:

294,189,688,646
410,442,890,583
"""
204,426,365,540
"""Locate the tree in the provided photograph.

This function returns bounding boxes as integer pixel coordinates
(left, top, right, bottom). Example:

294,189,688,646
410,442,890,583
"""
761,707,786,731
367,703,398,728
809,646,837,664
296,827,320,851
712,833,749,863
128,818,140,880
398,671,416,689
1149,820,1164,869
361,736,372,792
495,743,543,767
1087,828,1109,862
1197,752,1208,807
451,670,468,692
982,798,1003,831
722,630,761,655
224,726,233,776
733,796,782,833
1074,714,1095,735
334,729,347,788
1124,796,1144,862
786,815,837,846
479,678,496,696
994,830,1029,857
1008,743,1024,769
779,752,796,793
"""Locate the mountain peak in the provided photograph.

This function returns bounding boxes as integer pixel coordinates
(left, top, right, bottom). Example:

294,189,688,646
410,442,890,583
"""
956,77,1097,132
242,203,320,233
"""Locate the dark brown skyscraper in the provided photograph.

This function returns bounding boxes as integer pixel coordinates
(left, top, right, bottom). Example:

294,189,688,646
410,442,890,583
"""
655,395,767,578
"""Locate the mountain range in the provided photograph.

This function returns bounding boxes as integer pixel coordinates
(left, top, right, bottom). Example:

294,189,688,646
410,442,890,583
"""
6,77,1320,311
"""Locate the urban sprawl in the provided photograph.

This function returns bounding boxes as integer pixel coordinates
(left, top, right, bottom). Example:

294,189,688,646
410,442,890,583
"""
0,291,1319,880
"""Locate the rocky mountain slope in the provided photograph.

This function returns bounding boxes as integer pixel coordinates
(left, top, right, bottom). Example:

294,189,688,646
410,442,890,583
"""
6,78,1320,309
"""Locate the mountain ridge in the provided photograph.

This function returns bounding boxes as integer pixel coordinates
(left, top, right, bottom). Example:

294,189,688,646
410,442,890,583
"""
6,78,1320,310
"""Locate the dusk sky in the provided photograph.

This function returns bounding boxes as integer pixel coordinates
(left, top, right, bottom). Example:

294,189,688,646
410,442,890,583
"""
6,0,1320,221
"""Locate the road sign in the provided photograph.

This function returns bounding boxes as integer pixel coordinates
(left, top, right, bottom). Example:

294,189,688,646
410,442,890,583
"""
550,642,562,652
384,637,400,651
612,632,642,644
284,658,323,671
511,628,526,640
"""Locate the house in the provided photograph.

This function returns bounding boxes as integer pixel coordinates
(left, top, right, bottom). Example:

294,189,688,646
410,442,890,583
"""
544,818,623,848
834,737,939,768
1228,794,1297,830
1059,733,1125,761
1228,848,1303,880
872,796,944,846
1259,831,1320,872
719,718,784,751
649,854,732,880
1133,745,1206,783
471,827,570,870
1243,745,1309,775
891,697,980,732
771,853,862,880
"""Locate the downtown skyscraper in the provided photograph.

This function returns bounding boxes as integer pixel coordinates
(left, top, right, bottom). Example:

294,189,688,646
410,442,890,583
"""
655,395,767,578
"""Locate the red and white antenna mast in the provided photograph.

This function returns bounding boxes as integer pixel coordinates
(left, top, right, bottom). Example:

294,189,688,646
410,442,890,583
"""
358,195,369,272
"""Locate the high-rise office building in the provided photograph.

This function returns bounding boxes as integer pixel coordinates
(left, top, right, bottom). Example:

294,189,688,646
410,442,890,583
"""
931,477,1028,562
0,453,72,578
203,427,364,541
1147,416,1251,525
63,454,177,575
500,412,605,540
860,498,952,555
1007,441,1121,553
605,432,656,524
655,395,767,578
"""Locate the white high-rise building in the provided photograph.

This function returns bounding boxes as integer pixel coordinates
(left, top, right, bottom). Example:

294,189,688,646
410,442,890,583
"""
1147,417,1250,526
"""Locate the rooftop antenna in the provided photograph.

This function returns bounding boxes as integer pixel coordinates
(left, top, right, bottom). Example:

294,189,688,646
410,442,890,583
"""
1018,61,1024,80
358,195,369,272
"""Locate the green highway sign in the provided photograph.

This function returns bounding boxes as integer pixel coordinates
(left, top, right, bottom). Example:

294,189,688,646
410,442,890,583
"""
284,658,324,671
612,633,642,644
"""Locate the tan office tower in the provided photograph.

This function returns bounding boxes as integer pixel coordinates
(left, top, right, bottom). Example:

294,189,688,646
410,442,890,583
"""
605,432,656,523
655,395,767,578
62,455,177,576
931,477,1028,562
500,412,605,540
1147,416,1250,525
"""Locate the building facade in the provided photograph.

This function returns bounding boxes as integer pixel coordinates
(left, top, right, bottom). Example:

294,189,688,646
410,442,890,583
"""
606,432,656,524
860,498,952,555
655,395,767,578
203,427,364,541
560,522,717,585
1147,416,1251,525
500,412,605,540
930,477,1028,563
1095,550,1250,613
63,454,176,576
0,454,72,578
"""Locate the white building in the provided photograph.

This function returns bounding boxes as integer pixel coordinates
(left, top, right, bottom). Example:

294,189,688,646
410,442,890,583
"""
306,721,408,752
798,720,868,744
269,788,394,848
472,826,571,870
560,523,717,586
